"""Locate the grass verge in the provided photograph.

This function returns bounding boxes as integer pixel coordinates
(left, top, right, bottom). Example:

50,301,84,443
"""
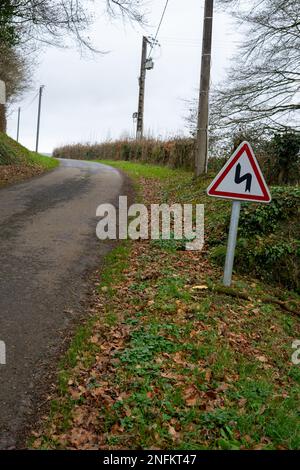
32,161,300,450
0,132,59,187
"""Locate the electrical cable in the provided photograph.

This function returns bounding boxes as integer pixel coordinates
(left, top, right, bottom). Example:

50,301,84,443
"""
23,89,40,111
147,0,170,58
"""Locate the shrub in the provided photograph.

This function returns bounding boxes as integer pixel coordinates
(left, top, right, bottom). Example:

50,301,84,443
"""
239,187,300,237
209,186,300,293
53,131,300,185
263,132,300,185
53,138,226,172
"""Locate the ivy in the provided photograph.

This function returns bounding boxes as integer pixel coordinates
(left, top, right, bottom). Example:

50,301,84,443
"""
210,186,300,292
239,187,300,237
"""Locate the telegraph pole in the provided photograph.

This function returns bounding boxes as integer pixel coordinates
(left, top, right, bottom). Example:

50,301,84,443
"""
195,0,214,177
35,85,44,153
16,107,21,142
136,36,148,140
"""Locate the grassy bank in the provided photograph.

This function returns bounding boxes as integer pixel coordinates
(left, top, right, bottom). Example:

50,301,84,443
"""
0,132,58,187
32,161,300,450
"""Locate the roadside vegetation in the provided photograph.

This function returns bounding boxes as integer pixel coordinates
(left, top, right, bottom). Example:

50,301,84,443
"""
53,131,300,186
0,132,59,187
53,132,300,292
32,160,300,450
53,139,196,171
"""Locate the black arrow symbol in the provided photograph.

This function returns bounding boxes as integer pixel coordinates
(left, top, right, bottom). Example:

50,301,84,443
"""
234,163,252,192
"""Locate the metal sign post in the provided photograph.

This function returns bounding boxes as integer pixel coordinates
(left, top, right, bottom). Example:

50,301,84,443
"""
207,141,271,287
223,200,241,286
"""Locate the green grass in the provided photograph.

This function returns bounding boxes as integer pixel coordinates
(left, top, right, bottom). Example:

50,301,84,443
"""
0,132,59,170
101,160,299,292
33,160,300,450
29,241,132,448
97,161,300,449
58,241,131,386
100,277,300,449
27,151,59,170
99,241,131,297
97,160,191,181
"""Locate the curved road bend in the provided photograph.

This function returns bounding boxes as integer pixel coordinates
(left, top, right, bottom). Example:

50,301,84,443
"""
0,158,128,449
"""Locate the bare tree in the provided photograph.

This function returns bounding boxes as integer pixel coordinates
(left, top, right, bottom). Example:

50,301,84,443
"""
0,1,145,49
213,0,300,132
0,44,32,101
106,0,145,23
0,1,144,132
0,42,33,131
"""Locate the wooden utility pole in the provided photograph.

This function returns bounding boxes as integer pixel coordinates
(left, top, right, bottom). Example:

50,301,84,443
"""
136,36,148,140
16,107,21,142
195,0,214,176
35,85,44,153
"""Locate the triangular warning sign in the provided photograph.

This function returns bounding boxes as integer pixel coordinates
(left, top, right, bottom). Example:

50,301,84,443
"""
207,141,271,203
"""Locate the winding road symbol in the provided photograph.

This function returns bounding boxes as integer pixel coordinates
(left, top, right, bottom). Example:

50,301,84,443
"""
206,141,271,203
234,163,252,192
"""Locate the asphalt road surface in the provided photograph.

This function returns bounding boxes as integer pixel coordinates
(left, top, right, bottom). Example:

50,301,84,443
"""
0,159,128,449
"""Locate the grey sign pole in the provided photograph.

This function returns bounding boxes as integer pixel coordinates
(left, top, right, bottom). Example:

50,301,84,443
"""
16,107,21,142
223,200,241,287
35,85,44,153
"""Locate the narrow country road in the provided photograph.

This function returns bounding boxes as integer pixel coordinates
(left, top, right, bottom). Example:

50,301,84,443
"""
0,159,128,449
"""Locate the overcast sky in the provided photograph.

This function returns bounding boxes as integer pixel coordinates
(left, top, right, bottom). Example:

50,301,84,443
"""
7,0,241,153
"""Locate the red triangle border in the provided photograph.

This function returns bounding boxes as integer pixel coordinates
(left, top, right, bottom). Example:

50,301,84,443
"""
207,142,271,202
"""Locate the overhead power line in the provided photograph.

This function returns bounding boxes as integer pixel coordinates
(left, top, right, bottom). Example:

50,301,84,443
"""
148,0,170,58
23,89,40,110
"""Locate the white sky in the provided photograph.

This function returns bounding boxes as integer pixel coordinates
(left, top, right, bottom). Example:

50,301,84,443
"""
7,0,240,153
